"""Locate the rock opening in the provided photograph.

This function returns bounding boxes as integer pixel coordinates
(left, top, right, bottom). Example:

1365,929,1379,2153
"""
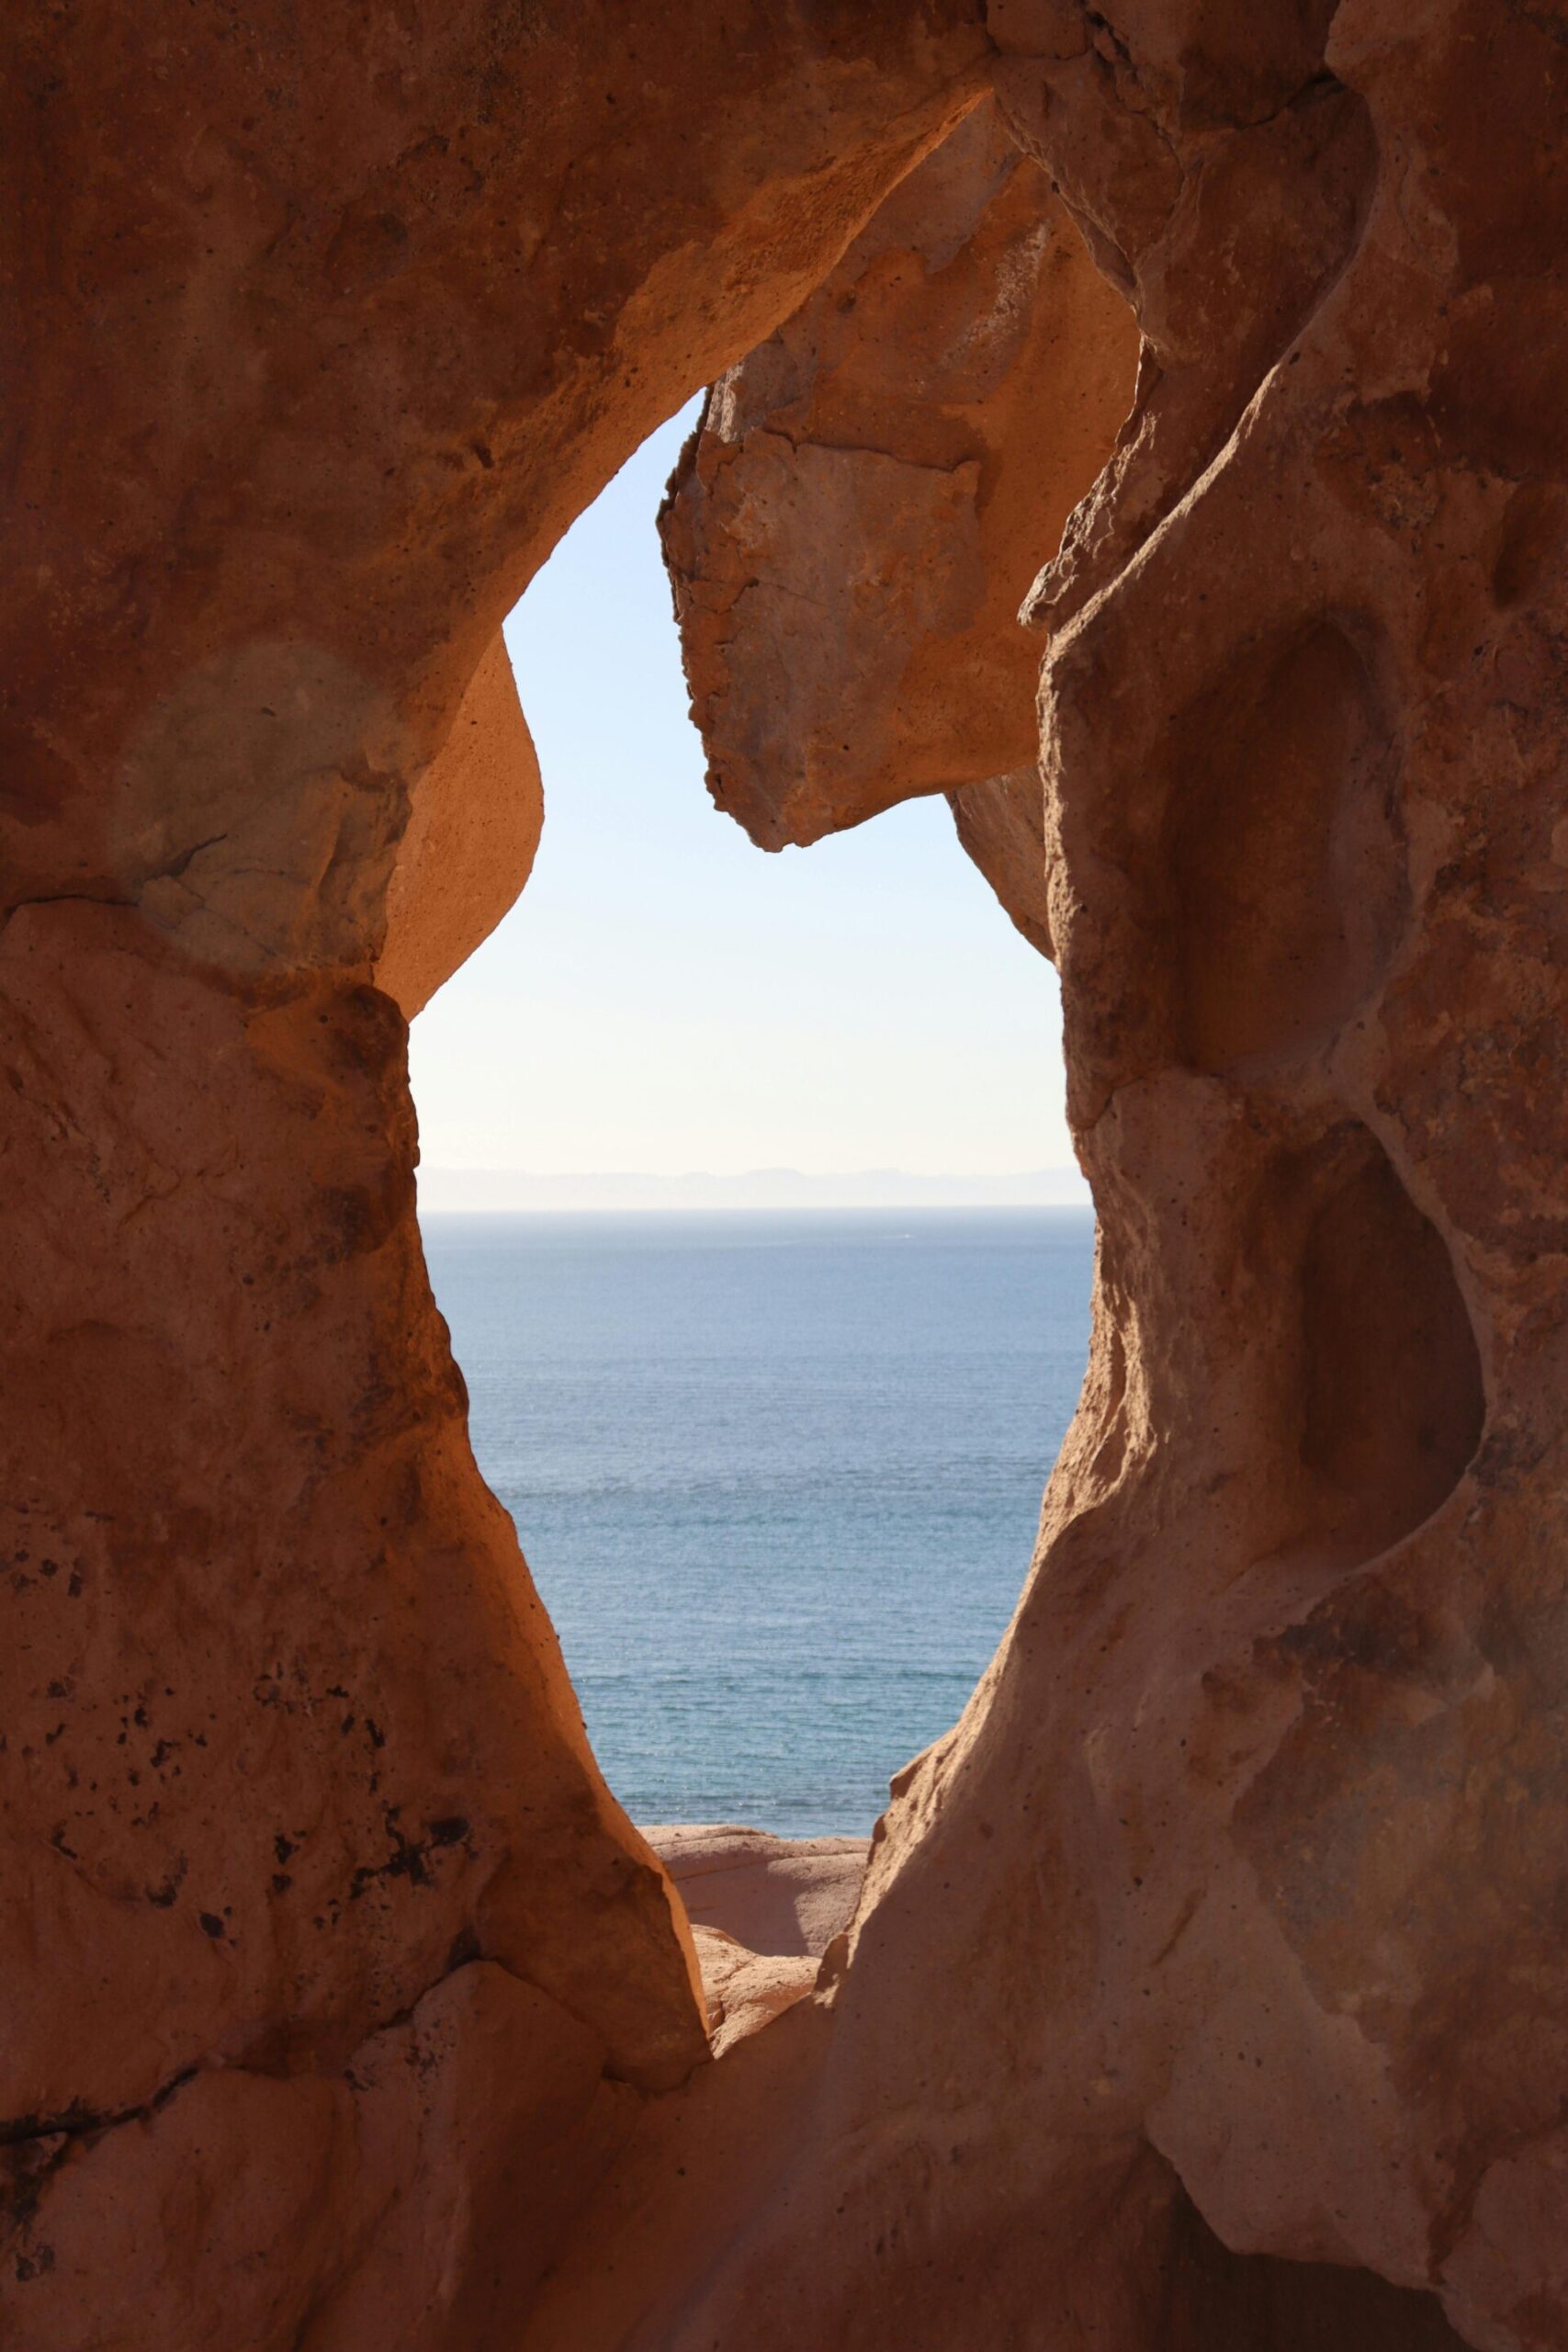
9,1,1568,2345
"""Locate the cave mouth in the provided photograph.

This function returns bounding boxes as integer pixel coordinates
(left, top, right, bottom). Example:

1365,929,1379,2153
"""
411,406,1095,1843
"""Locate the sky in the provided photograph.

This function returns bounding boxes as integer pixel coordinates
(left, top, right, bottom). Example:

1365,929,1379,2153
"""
409,400,1084,1207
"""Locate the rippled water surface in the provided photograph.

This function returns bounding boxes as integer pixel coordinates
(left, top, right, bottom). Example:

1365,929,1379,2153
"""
422,1208,1095,1835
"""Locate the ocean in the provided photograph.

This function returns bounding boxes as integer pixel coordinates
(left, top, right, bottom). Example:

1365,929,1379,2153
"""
422,1208,1096,1837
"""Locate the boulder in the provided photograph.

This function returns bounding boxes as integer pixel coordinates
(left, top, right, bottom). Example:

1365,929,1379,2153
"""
643,1825,869,1962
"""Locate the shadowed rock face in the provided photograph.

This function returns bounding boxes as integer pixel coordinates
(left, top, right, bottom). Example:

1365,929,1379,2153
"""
625,6,1561,2350
1,3,991,2340
6,2,1568,2348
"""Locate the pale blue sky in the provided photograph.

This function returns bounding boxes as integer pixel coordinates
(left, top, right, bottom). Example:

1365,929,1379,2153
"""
409,401,1080,1198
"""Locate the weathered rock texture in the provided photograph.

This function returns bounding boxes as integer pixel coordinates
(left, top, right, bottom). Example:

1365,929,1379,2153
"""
660,93,1138,950
376,631,543,1019
617,5,1568,2348
7,0,1568,2346
2,4,990,2341
646,1825,868,1962
645,1826,868,2058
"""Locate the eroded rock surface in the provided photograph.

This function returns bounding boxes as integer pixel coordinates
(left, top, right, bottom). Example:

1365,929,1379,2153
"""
659,94,1138,937
642,1827,869,2058
376,632,543,1020
616,5,1568,2348
8,0,1568,2346
644,1825,868,1961
1,3,989,2339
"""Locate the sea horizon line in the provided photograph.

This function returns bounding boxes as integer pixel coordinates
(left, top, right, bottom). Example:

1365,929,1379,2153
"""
416,1165,1092,1212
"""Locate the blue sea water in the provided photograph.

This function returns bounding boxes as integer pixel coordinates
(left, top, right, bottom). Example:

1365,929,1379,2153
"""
421,1208,1096,1836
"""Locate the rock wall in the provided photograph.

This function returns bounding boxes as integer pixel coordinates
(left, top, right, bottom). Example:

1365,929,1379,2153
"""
660,93,1138,950
608,5,1568,2348
7,0,1568,2347
0,5,989,2341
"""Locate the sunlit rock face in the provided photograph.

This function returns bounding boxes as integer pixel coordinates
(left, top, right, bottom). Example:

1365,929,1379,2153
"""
376,633,544,1020
645,1826,870,2057
660,94,1139,955
7,1,1568,2347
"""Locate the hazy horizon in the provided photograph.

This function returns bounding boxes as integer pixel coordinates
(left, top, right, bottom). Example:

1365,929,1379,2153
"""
418,1165,1091,1211
407,399,1075,1184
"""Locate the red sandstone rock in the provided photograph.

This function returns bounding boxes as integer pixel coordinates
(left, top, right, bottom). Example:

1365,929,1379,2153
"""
946,759,1056,956
643,1825,869,1962
8,0,1568,2346
641,1827,868,2058
376,633,543,1019
687,1930,818,2059
593,6,1566,2348
6,1962,631,2352
615,1828,870,2066
1,3,989,2337
659,95,1137,938
523,1997,837,2352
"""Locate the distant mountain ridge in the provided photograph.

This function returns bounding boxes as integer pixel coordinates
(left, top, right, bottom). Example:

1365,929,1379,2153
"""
417,1166,1090,1211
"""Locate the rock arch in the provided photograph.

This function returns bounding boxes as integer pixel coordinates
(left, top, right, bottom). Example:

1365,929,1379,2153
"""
6,3,1568,2348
